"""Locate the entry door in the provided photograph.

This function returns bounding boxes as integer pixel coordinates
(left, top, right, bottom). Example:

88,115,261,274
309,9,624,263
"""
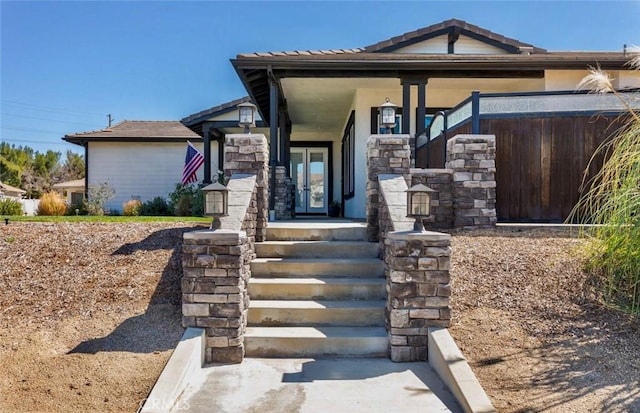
290,148,328,214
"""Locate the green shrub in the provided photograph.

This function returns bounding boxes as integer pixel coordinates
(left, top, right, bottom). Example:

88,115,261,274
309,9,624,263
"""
37,191,66,216
141,196,171,216
0,198,23,215
571,63,640,316
122,199,142,216
168,183,204,216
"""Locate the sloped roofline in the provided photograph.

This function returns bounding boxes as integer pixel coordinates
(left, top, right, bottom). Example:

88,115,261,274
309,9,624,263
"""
363,18,546,54
63,120,200,145
181,96,253,126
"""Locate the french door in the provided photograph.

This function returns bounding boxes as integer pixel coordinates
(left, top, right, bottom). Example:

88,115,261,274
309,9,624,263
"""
290,148,328,214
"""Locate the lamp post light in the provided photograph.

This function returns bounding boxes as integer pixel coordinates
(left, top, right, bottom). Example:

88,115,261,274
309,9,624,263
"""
380,98,397,134
238,101,257,134
202,182,229,230
406,184,436,232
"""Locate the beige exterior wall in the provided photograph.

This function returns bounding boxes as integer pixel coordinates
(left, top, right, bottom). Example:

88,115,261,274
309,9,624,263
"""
544,70,588,91
616,70,640,89
88,141,218,212
205,109,263,122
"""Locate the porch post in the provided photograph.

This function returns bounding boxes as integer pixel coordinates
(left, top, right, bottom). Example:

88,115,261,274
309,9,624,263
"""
279,107,287,167
471,91,480,134
269,79,279,213
402,80,411,134
203,122,212,184
416,80,427,136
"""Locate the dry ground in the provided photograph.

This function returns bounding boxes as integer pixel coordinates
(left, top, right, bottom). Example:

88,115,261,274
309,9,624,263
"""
0,223,638,412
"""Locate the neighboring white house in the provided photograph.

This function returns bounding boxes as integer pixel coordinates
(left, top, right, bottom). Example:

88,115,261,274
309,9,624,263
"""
0,181,26,199
52,178,85,206
63,121,215,212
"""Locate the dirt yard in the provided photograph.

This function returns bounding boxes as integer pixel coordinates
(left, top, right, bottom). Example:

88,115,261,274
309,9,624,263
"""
0,222,638,412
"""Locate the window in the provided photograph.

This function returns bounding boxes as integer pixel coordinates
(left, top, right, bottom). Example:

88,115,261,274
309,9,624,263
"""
70,192,84,206
342,111,355,199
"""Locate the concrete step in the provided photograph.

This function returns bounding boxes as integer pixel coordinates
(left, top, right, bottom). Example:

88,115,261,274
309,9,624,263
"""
248,300,385,327
250,258,384,278
266,223,368,241
255,241,379,259
245,326,388,358
249,277,386,300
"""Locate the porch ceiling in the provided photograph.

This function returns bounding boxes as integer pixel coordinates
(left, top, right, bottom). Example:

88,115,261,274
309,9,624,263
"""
279,77,546,134
281,78,399,134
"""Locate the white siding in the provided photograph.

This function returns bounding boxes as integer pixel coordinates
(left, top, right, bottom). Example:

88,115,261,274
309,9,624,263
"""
393,34,448,54
88,141,218,212
453,35,509,54
393,34,509,55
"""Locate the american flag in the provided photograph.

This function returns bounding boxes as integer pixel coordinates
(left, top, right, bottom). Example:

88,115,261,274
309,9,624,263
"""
181,141,205,185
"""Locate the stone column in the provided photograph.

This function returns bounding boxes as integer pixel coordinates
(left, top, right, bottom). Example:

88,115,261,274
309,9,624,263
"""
224,134,269,241
445,135,497,228
385,230,451,362
366,135,411,242
182,230,251,363
274,165,295,220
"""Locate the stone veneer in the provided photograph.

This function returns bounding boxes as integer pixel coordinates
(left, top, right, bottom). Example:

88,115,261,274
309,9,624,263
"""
182,229,252,363
274,165,295,220
410,169,453,229
366,134,411,242
181,134,270,364
385,230,451,362
445,135,497,228
224,134,269,242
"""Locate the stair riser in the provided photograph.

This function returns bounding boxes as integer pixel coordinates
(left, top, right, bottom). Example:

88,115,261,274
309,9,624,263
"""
266,227,368,241
248,283,386,301
250,262,384,278
248,307,384,327
245,337,388,358
255,243,379,259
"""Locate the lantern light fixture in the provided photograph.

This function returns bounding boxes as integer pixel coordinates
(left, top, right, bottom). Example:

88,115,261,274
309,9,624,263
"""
379,98,397,134
202,181,229,229
238,101,257,133
406,184,436,232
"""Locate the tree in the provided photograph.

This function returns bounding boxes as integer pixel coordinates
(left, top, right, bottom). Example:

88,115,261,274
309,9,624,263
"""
54,151,85,183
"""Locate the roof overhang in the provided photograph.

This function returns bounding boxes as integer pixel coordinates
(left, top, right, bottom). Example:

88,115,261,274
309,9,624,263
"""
232,53,630,127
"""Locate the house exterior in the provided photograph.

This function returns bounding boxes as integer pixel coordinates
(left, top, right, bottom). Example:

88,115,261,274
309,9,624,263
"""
52,179,85,206
63,121,213,212
0,181,26,199
181,18,639,221
65,19,639,221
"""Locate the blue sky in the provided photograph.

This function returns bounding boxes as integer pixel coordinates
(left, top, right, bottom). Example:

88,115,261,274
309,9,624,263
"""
1,0,639,154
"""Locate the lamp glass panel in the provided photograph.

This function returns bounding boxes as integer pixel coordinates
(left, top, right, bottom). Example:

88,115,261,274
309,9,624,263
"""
239,107,253,124
206,191,225,215
411,192,430,216
382,107,396,125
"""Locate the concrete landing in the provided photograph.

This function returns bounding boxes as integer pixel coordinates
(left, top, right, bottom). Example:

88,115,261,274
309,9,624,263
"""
178,358,462,413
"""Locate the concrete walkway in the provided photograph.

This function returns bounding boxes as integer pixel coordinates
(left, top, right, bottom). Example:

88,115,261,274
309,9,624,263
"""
178,358,461,413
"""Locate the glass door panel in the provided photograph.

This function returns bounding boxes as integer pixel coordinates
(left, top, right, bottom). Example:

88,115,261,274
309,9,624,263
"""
290,149,306,213
290,147,328,214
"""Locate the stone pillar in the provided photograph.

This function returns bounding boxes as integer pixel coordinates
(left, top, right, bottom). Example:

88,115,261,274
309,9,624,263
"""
385,230,451,362
445,135,497,228
366,135,411,242
182,230,251,363
224,134,269,241
410,169,454,229
274,165,295,220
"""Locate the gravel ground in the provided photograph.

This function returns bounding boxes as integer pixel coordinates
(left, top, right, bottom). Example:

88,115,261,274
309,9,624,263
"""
0,223,638,412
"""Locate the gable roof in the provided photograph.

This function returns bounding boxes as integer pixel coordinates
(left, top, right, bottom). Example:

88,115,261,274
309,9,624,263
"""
52,179,85,189
63,120,200,145
0,181,26,195
363,18,546,54
237,18,545,58
181,96,252,126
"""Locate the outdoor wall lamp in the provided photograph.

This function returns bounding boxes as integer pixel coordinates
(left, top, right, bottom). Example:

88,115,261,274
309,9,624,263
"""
202,181,229,230
380,98,397,134
238,101,257,133
406,184,436,232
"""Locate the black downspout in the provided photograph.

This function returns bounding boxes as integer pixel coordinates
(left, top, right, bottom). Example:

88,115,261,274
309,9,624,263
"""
84,142,89,200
